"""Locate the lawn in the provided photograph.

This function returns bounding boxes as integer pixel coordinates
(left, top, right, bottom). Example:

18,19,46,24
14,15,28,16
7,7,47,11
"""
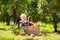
0,22,60,40
0,30,60,40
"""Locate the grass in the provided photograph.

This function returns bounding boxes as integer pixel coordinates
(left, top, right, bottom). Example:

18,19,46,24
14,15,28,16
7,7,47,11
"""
0,22,60,40
0,30,60,40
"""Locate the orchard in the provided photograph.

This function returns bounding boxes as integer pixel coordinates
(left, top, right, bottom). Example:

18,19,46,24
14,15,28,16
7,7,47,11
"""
0,0,60,40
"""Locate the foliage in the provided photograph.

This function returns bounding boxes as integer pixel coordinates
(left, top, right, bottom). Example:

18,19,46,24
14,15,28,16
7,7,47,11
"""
0,22,55,32
0,0,60,23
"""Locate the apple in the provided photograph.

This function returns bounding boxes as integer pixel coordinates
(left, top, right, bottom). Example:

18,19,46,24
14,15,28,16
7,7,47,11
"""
30,34,35,37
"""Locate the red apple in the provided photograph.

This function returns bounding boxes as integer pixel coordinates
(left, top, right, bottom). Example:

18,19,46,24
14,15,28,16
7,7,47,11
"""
30,34,35,37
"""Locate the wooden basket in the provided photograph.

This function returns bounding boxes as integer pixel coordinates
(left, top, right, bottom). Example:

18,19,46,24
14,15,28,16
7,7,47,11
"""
22,26,40,35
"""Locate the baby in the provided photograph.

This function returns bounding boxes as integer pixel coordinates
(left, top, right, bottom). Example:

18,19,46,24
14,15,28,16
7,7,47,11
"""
20,14,34,27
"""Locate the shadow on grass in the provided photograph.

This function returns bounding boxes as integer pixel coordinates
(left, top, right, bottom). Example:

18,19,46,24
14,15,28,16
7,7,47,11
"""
0,28,6,30
56,30,60,34
38,30,60,36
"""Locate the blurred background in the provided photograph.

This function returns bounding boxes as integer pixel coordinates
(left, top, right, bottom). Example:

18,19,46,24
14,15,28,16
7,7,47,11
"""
0,0,60,40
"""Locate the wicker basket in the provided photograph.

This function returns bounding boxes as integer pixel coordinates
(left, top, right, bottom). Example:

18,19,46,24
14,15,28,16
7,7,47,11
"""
22,26,40,35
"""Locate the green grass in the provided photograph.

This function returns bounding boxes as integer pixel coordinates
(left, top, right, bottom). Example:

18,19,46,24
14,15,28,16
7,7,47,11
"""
0,22,60,40
0,30,60,40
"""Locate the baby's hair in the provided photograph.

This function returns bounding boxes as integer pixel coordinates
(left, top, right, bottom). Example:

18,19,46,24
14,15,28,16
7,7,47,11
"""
20,14,27,18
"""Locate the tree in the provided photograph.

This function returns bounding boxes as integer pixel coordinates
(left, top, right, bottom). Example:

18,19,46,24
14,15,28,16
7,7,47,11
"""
6,12,10,25
0,0,11,23
0,0,60,32
40,0,60,32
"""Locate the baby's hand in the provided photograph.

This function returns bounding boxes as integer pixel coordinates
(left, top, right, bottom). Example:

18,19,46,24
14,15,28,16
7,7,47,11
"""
23,20,28,23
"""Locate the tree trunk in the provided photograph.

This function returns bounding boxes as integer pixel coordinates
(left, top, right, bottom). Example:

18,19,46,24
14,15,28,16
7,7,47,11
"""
6,12,10,25
13,9,17,24
53,20,57,32
52,13,58,32
17,16,20,29
12,2,20,29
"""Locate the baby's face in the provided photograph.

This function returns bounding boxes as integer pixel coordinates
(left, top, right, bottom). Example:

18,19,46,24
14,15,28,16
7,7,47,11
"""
21,15,27,20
